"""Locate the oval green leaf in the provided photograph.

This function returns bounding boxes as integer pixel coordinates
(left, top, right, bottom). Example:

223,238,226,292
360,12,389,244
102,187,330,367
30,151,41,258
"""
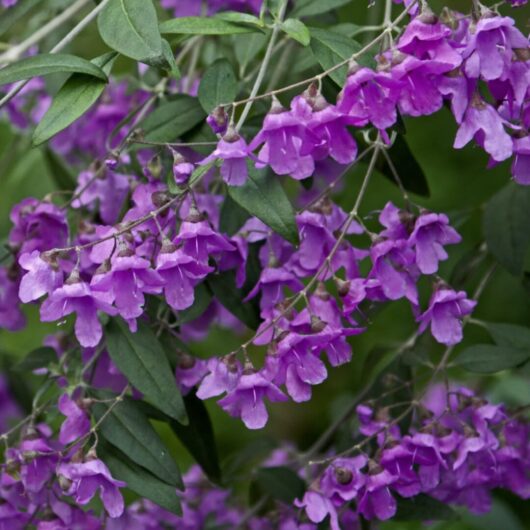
97,0,162,62
457,344,530,373
160,16,259,35
105,318,188,424
281,18,311,46
0,54,107,86
198,58,238,113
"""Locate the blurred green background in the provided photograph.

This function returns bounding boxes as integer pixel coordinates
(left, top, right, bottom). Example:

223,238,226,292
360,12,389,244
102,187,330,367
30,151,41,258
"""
0,0,529,528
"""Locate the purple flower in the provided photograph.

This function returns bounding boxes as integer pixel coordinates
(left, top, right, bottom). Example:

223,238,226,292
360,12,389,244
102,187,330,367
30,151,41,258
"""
18,250,63,303
217,370,287,429
40,276,117,347
197,356,242,400
57,458,126,518
9,198,68,255
0,267,25,331
454,93,513,162
320,456,367,502
201,131,250,186
249,98,316,180
72,170,130,225
156,246,212,311
91,254,164,329
357,465,397,521
408,212,461,274
418,287,476,345
57,394,91,446
295,491,340,530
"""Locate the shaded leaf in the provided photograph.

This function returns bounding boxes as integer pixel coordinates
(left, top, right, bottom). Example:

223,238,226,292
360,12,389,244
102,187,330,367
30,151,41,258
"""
483,183,530,276
457,344,530,373
141,95,206,143
292,0,351,17
254,466,306,504
97,0,163,62
228,163,299,245
105,318,188,423
377,135,430,197
198,59,238,113
160,16,259,35
395,494,457,521
309,27,368,85
33,53,117,146
92,392,182,487
13,347,57,372
220,193,250,235
0,54,107,86
42,148,77,190
281,18,311,46
234,33,268,71
0,0,44,37
483,322,530,350
99,442,182,515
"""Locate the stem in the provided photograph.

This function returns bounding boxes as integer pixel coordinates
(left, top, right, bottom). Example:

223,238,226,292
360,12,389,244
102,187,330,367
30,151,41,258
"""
235,0,288,130
0,0,112,110
0,0,92,64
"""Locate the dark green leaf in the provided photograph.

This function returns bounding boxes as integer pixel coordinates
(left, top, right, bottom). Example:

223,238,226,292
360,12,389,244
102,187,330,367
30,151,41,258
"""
395,494,458,521
42,148,77,190
0,54,107,86
170,393,221,483
13,347,57,372
141,95,206,143
33,53,117,146
292,0,351,17
92,393,182,487
99,442,182,515
254,466,306,504
207,269,261,330
228,163,299,245
234,33,268,70
281,19,311,46
483,322,530,350
219,194,251,235
105,318,188,423
377,135,430,197
97,0,163,62
160,16,259,35
483,183,530,276
309,27,367,85
198,59,238,113
457,344,530,373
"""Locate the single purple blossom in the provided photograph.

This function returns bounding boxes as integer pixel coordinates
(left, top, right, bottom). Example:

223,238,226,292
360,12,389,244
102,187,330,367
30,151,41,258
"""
57,394,91,446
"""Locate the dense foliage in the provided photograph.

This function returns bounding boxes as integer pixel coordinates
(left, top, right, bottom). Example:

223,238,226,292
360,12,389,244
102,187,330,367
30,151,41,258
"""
0,0,529,528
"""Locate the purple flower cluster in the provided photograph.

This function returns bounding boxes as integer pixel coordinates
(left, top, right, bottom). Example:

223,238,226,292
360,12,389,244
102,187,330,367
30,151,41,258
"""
195,201,472,428
297,386,530,527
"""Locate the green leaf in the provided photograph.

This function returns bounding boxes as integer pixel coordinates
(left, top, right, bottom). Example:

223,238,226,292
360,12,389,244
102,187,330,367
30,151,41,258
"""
281,19,311,46
219,194,251,235
198,59,238,113
0,0,44,37
92,393,182,487
137,394,222,483
483,183,530,276
170,393,222,483
99,442,182,515
482,322,530,350
377,135,430,197
141,95,206,143
234,33,268,71
97,0,163,62
105,318,188,423
457,344,530,374
33,53,117,146
207,269,261,330
228,163,299,245
292,0,351,17
42,148,77,190
13,347,57,372
160,16,260,35
0,54,107,86
395,494,457,521
216,11,264,27
254,466,306,504
309,27,367,85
